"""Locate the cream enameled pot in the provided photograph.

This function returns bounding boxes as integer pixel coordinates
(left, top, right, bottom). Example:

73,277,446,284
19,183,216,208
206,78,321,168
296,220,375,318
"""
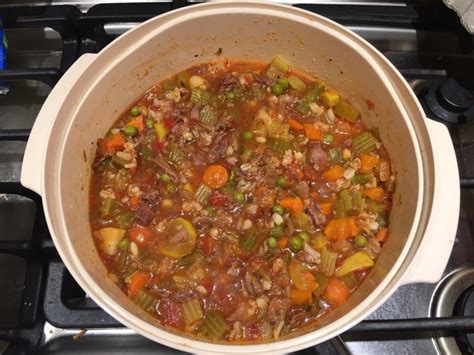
20,2,460,353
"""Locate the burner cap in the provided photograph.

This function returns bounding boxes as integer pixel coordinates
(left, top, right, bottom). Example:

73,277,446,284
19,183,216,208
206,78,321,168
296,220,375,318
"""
431,268,474,354
423,78,474,124
453,286,474,353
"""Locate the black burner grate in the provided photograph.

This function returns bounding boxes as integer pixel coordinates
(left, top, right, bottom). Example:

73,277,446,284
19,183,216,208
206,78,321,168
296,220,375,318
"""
0,1,473,354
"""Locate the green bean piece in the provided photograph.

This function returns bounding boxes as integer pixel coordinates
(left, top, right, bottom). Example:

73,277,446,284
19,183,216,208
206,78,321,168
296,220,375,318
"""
267,237,277,248
116,211,133,229
289,236,304,252
298,231,310,241
354,235,368,248
100,198,116,218
271,204,284,215
130,106,141,116
123,125,138,137
268,225,285,238
276,77,289,90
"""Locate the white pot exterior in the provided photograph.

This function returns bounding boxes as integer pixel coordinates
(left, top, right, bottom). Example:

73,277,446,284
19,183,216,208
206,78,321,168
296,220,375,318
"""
20,2,459,353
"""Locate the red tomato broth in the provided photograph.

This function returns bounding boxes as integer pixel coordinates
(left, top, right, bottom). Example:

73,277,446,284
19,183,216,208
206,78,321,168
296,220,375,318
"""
89,58,395,342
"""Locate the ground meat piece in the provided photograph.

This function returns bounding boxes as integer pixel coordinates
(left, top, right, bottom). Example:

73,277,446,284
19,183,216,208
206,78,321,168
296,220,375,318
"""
292,181,310,199
157,299,184,329
141,190,160,205
207,133,229,163
190,104,200,120
254,75,273,86
154,155,178,180
134,203,154,225
308,143,327,172
220,74,240,91
306,198,326,227
267,297,291,323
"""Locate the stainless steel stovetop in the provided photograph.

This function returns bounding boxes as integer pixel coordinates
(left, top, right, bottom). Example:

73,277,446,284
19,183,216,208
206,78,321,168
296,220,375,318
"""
1,1,473,354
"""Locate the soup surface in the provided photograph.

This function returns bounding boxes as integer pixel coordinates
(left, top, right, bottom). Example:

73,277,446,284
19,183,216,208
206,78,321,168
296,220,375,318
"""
89,57,395,342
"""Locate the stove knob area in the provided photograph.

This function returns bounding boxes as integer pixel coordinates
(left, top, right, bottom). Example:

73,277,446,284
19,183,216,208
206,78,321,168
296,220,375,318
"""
423,77,474,124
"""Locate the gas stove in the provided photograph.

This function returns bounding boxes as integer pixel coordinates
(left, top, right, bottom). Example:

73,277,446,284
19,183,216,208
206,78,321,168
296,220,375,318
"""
0,1,473,354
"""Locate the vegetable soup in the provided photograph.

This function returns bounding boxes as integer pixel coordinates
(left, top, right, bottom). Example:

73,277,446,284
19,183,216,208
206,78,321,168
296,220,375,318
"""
89,57,395,342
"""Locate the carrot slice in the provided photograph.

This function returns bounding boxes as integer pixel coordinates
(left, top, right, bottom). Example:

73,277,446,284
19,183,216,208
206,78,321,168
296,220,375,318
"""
324,217,360,241
304,123,322,140
279,197,304,215
130,195,140,207
375,228,389,243
127,115,145,133
127,271,151,298
319,202,333,216
202,165,229,189
322,165,344,181
105,133,125,154
291,287,313,305
359,154,380,173
323,277,350,305
363,187,385,202
288,118,305,132
277,237,288,249
130,226,153,246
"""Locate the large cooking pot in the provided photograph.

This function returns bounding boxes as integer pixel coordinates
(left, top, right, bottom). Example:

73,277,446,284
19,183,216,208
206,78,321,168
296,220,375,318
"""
20,1,459,353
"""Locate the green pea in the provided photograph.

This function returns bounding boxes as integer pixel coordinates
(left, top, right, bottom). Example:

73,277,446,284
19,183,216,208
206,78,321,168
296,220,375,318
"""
276,176,287,188
234,192,245,204
267,237,277,248
140,146,154,159
289,235,304,251
354,235,368,248
226,91,236,101
271,204,284,215
205,207,216,216
271,83,284,95
298,231,310,241
161,173,171,182
277,77,289,90
118,238,130,251
123,125,138,137
323,133,334,144
146,119,154,128
130,106,141,116
167,182,177,193
242,148,253,158
242,130,254,140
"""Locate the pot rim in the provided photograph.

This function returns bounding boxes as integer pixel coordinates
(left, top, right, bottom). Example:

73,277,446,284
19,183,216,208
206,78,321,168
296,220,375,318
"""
43,2,428,353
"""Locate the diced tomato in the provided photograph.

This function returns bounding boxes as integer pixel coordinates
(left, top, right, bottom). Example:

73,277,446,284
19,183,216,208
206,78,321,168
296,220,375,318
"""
211,284,238,317
201,276,214,293
158,299,184,330
333,119,352,141
163,117,175,130
130,226,154,246
151,140,165,154
199,235,216,257
209,194,227,207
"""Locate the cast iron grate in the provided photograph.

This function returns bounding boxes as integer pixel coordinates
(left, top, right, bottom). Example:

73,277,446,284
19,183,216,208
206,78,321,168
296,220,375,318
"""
0,1,473,354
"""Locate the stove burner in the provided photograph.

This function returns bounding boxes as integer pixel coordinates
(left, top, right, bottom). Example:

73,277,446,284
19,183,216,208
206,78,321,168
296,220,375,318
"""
453,286,474,353
423,77,474,124
431,268,474,355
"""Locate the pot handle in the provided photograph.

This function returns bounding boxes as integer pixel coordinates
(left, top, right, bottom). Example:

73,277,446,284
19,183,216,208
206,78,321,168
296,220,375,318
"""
20,53,97,195
400,119,460,285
